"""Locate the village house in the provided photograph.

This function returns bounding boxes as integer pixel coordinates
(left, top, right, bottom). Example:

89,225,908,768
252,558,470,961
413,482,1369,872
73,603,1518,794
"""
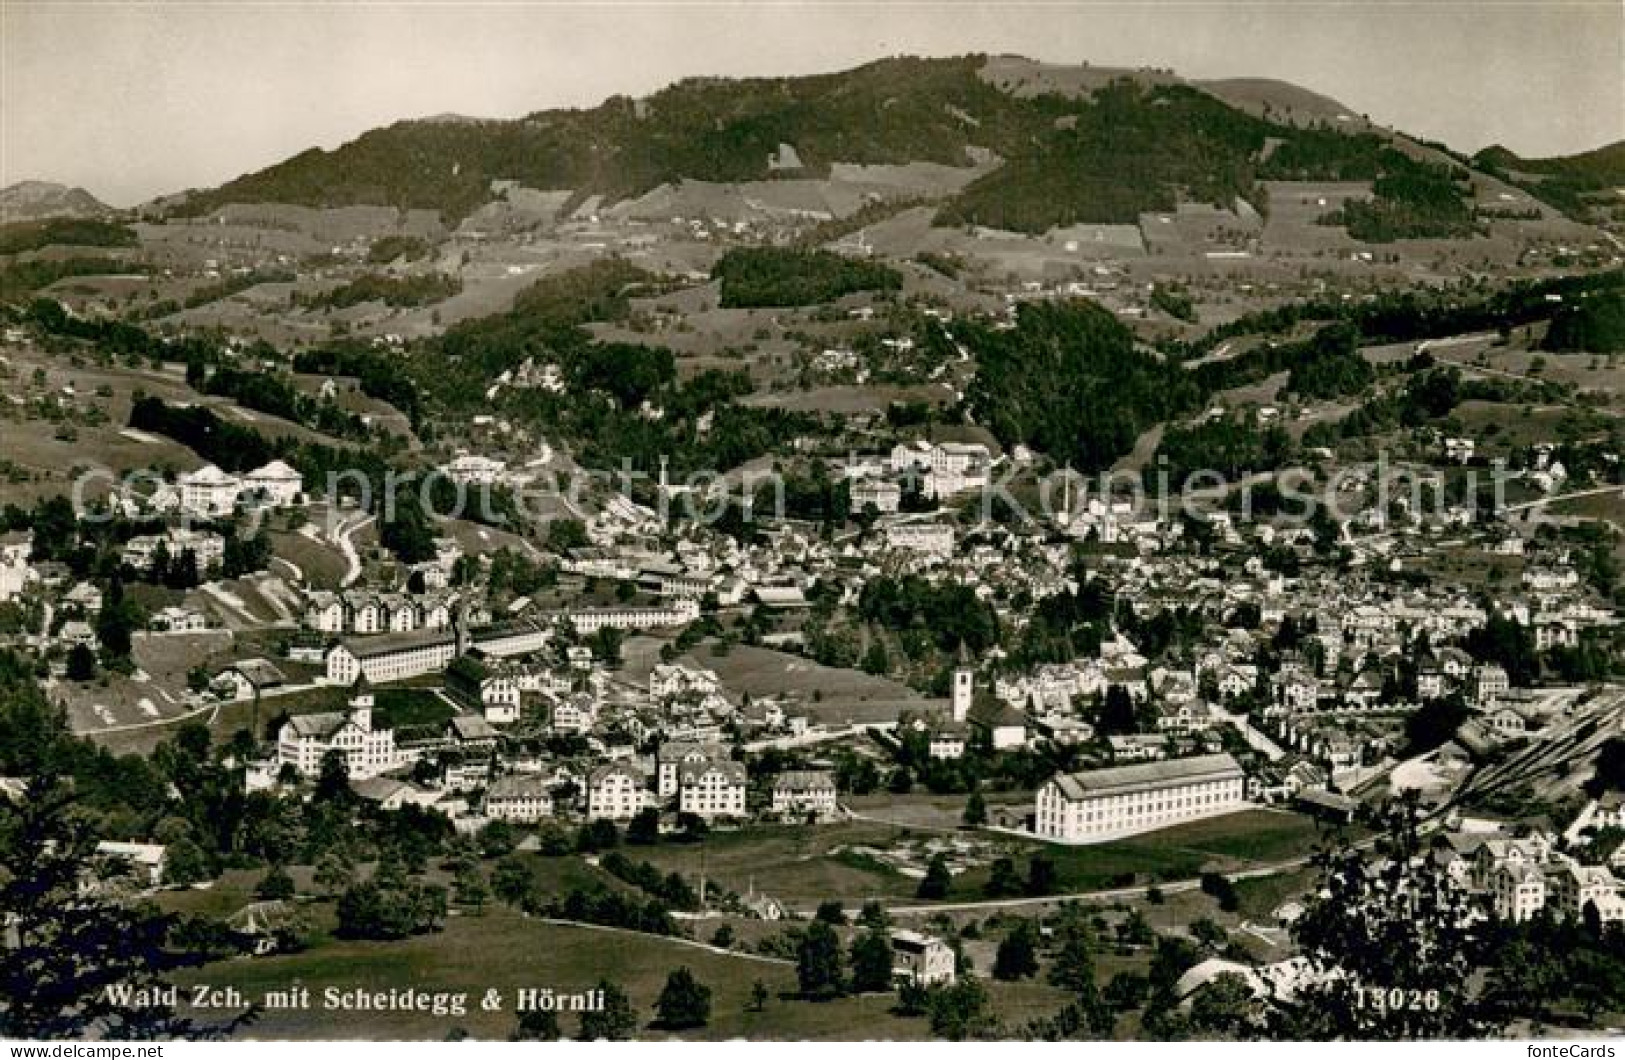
150,605,208,633
1546,863,1625,922
928,722,969,760
483,774,554,823
657,741,714,798
445,655,522,724
890,930,957,986
121,529,226,574
94,841,168,888
771,770,838,819
1472,663,1510,707
212,658,286,702
1491,863,1548,923
586,761,650,821
967,697,1029,751
0,531,34,602
678,759,748,820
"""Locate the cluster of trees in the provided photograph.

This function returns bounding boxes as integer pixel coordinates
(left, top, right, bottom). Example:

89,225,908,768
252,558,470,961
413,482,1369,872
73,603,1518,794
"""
1473,142,1625,221
547,886,681,937
1543,290,1625,353
1318,151,1477,242
366,235,433,264
191,365,369,441
129,396,279,472
0,773,252,1039
0,217,137,255
1153,413,1292,491
296,272,463,311
411,262,814,479
857,574,1001,656
2,259,140,302
965,299,1204,472
1150,284,1197,323
789,919,899,1001
1282,323,1375,400
334,860,449,940
597,851,701,911
140,269,297,320
170,57,1036,221
1173,270,1625,363
939,80,1271,231
291,341,423,428
712,247,902,308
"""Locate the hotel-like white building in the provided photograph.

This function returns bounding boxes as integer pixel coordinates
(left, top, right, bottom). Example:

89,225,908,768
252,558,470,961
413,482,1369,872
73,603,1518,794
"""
1035,753,1246,844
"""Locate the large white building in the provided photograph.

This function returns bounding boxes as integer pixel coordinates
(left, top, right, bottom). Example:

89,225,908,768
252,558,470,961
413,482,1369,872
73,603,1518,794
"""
1035,753,1246,844
242,460,304,507
276,678,398,780
324,630,460,685
178,464,243,517
586,761,650,821
441,454,506,487
890,440,991,498
121,529,226,574
678,759,747,820
566,599,700,635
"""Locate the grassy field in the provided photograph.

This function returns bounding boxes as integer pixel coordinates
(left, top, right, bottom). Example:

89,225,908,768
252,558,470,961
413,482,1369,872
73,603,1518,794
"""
170,907,1069,1040
846,792,1030,830
268,530,349,590
620,638,931,726
1230,865,1319,921
636,821,924,909
375,687,457,729
630,807,1333,912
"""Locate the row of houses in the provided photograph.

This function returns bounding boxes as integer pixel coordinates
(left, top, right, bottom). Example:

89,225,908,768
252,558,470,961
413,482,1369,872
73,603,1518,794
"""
1437,832,1625,926
304,590,459,635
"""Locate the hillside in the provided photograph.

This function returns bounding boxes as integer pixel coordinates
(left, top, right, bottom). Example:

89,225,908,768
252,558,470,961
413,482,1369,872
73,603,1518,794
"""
1473,140,1625,221
0,180,114,223
164,54,1559,237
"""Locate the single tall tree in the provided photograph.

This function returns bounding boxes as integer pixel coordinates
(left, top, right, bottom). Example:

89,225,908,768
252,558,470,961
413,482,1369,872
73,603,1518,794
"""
796,920,847,1000
654,967,712,1029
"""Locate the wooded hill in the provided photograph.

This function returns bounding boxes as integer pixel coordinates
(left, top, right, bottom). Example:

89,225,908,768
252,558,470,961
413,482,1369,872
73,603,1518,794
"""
162,55,1584,236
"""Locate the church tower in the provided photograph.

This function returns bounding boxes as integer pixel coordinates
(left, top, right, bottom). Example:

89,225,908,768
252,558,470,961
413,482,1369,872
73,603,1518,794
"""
951,649,975,723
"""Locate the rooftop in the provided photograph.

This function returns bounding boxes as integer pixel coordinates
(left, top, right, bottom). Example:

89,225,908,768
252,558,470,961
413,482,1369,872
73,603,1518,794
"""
1048,752,1243,801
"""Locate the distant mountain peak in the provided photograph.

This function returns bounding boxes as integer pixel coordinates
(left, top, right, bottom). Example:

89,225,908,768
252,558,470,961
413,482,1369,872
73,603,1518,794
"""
0,180,114,223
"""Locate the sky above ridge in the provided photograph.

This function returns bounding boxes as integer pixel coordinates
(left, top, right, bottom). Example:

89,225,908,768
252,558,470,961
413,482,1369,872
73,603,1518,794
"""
3,0,1621,207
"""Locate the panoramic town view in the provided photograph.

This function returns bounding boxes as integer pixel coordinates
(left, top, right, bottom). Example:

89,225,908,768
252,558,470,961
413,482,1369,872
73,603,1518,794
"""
2,0,1624,1045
